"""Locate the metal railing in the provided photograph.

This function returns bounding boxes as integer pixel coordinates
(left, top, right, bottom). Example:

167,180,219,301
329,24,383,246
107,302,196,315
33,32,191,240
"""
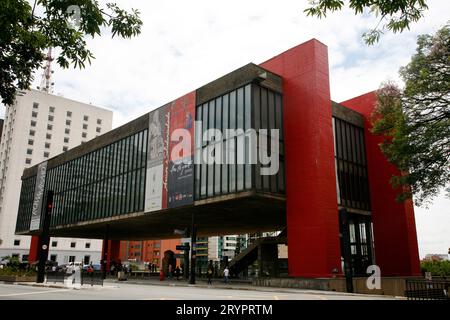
81,271,103,286
405,279,450,300
45,271,68,284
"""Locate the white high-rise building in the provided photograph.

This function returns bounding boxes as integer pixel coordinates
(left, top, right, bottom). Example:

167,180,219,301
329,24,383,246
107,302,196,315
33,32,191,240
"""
0,89,113,265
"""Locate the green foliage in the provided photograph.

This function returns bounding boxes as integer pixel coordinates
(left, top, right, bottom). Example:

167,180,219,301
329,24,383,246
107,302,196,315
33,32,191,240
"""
420,260,450,277
304,0,429,45
0,0,143,106
0,255,36,277
372,24,450,206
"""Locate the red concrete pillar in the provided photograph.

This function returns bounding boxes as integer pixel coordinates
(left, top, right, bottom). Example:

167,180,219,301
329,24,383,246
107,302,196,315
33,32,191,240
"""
341,92,421,276
28,235,40,263
260,39,342,277
102,239,121,272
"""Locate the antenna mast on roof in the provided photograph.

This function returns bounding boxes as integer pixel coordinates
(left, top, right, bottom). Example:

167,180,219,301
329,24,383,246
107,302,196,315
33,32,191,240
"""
38,48,55,93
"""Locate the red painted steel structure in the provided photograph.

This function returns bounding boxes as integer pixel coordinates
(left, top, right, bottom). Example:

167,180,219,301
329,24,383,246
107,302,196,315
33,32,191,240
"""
260,39,342,277
341,92,421,276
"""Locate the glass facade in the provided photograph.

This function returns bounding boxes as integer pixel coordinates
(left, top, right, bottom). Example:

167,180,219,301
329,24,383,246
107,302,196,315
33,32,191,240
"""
333,117,371,211
194,83,285,200
16,130,148,232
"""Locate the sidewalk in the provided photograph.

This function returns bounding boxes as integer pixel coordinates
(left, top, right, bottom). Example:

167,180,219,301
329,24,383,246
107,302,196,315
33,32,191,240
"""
103,277,404,299
1,278,404,299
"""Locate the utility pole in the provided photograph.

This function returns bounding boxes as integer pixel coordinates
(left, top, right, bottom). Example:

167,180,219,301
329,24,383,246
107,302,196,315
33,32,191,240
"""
189,213,197,285
36,190,54,283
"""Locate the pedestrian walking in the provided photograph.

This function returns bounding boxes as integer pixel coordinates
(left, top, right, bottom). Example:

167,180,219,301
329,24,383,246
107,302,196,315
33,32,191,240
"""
223,266,229,284
207,261,214,285
175,266,181,280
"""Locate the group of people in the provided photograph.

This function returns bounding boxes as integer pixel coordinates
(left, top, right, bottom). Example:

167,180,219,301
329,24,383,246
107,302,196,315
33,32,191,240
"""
206,260,230,285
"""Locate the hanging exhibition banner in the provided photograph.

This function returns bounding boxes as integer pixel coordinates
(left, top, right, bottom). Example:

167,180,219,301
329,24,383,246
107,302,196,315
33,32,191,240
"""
145,91,196,212
30,161,48,231
167,92,196,208
145,105,168,212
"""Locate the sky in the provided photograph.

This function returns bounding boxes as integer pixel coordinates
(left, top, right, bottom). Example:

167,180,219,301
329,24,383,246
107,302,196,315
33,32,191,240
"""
2,0,449,258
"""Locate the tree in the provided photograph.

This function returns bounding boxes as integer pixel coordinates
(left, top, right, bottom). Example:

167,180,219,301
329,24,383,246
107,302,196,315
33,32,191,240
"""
0,0,142,106
304,0,429,44
372,24,450,206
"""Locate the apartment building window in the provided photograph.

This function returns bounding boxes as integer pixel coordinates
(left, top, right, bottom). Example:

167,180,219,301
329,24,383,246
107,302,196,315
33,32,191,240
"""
84,255,90,265
48,115,54,122
33,102,39,109
85,243,91,249
67,111,72,117
52,241,58,247
30,120,36,127
63,146,68,152
70,242,76,248
13,239,20,246
64,137,69,143
83,115,89,121
69,256,75,263
31,111,38,118
65,128,70,134
66,120,71,126
47,124,52,130
43,152,49,158
45,142,50,149
83,124,88,130
28,139,34,146
96,127,101,133
29,130,35,137
26,149,32,155
49,106,55,113
25,158,31,165
50,255,57,262
82,132,87,138
97,119,102,125
46,133,52,140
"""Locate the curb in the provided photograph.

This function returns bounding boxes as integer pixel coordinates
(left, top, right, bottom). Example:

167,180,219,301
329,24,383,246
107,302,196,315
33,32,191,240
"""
104,279,403,299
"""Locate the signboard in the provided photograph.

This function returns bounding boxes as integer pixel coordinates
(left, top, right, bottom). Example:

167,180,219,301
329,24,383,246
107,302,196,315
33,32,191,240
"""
144,92,196,212
30,161,48,231
176,245,190,251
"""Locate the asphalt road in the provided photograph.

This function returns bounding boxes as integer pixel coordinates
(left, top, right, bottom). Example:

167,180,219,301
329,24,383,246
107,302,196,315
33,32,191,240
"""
0,282,400,300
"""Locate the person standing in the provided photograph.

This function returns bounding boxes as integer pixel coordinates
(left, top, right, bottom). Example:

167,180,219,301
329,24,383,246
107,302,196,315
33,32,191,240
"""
207,261,214,286
223,266,230,284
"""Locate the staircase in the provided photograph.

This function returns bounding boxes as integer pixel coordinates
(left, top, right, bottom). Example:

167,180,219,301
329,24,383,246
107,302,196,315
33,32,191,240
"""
229,232,287,276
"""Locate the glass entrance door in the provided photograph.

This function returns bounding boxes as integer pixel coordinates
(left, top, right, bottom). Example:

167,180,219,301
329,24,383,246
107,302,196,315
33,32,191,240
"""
344,214,374,276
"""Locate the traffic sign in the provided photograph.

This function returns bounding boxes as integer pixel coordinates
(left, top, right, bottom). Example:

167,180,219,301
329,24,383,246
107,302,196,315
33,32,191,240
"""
176,245,190,251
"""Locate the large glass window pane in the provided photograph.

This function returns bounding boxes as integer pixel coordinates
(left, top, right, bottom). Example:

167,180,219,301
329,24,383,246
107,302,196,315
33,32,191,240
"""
215,97,222,132
202,103,208,146
244,85,251,130
237,87,244,130
253,86,261,131
200,162,207,198
222,94,229,131
229,91,236,130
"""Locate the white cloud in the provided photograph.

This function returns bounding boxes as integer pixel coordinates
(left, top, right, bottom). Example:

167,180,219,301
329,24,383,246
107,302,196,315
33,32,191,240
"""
2,0,449,256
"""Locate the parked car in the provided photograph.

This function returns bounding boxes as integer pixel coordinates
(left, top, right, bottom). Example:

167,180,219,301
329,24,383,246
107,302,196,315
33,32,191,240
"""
83,264,101,271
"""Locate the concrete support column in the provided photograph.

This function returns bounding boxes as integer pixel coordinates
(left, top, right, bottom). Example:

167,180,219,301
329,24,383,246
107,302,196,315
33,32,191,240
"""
261,39,342,278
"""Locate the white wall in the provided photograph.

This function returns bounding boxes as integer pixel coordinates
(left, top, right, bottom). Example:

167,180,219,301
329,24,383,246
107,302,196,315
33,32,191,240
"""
0,89,112,263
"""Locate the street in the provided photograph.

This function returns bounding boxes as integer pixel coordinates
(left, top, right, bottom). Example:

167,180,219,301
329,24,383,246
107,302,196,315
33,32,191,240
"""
0,282,401,300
